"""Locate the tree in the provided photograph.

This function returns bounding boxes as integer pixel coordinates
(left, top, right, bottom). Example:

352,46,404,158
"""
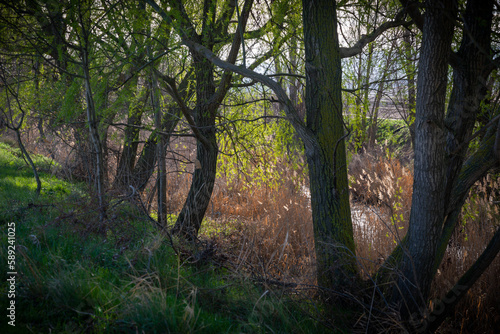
381,1,500,329
2,0,499,330
395,0,458,318
173,1,500,330
0,0,110,219
301,0,357,290
77,0,108,220
145,0,302,238
0,59,42,199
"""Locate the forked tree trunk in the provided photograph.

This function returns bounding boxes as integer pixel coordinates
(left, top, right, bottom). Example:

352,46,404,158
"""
395,0,457,318
173,54,218,239
433,0,494,275
170,0,254,239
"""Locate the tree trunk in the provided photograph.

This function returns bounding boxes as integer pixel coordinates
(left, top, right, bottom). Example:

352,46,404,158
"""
82,49,107,221
129,108,180,192
403,30,416,148
173,53,218,239
442,0,494,215
395,0,457,318
114,79,146,190
150,62,167,225
434,128,498,274
302,0,357,292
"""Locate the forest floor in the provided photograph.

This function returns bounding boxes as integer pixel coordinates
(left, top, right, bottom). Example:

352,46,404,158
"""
1,125,499,333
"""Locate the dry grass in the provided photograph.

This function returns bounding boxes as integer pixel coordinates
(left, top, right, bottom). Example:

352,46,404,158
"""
349,150,413,276
206,154,316,285
429,174,500,333
198,148,499,332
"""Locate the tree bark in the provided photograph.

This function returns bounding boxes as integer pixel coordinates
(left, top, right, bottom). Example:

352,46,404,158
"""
442,0,494,217
302,0,357,292
434,128,498,274
173,52,218,238
395,0,457,318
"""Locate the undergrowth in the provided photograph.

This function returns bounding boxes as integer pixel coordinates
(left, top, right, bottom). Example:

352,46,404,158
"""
2,113,499,333
0,140,330,333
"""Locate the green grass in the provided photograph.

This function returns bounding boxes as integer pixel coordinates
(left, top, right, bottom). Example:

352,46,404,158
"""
0,140,333,333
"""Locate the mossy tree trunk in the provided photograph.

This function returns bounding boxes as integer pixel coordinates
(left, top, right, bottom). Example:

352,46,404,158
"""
302,0,357,292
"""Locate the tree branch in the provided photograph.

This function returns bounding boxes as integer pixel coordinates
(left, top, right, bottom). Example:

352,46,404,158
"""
209,0,254,108
155,70,212,149
182,39,317,154
425,226,500,333
398,0,424,31
339,9,409,58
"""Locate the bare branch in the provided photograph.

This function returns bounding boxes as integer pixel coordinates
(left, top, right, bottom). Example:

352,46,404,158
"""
340,9,409,58
398,0,424,31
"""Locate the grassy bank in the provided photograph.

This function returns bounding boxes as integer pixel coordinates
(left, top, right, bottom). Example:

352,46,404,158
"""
0,141,330,333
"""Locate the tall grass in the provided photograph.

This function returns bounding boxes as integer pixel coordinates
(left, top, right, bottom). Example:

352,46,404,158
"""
190,144,498,332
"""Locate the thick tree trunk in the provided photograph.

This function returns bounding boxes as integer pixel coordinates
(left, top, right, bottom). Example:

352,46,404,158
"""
383,0,495,296
442,0,494,216
302,0,357,292
173,129,218,238
395,0,457,318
